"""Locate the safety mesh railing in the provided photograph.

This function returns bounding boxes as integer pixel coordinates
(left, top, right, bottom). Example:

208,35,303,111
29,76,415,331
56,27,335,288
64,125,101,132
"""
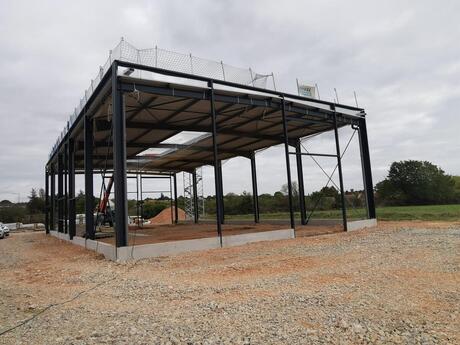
50,38,276,157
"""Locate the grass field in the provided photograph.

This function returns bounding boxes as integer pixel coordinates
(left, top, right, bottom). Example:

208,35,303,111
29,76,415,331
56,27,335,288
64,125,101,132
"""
210,204,460,222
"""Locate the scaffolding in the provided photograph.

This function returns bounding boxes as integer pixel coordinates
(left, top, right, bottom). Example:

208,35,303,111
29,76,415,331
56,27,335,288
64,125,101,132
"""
183,167,204,221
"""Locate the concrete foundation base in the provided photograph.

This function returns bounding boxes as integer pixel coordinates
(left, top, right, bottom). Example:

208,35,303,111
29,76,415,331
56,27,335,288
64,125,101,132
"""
50,228,295,262
347,218,377,231
50,231,117,260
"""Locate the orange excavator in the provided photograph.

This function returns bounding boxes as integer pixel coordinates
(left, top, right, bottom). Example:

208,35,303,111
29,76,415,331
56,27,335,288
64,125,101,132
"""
95,176,114,227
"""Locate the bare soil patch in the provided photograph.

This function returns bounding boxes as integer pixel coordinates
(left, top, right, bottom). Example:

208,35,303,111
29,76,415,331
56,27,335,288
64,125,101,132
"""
0,221,459,344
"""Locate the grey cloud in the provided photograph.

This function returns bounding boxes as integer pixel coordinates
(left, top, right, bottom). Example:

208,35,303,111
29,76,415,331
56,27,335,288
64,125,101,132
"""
0,0,459,201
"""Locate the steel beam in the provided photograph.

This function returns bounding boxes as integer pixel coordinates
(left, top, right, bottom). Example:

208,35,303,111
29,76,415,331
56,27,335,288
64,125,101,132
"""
84,112,95,239
250,152,260,223
295,140,307,225
289,151,337,158
76,141,250,157
209,81,223,246
281,99,295,230
117,62,364,112
358,118,376,219
68,139,76,239
102,120,284,143
192,170,199,224
332,109,347,231
112,64,129,247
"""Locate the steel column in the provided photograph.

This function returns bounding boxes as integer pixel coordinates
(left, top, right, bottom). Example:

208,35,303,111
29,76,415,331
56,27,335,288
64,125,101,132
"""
281,99,295,229
64,142,68,234
250,152,260,223
50,165,55,231
332,109,348,231
217,160,225,224
112,62,129,247
192,169,199,223
84,112,94,239
173,173,178,224
57,152,64,233
209,80,223,246
68,139,76,239
295,140,307,225
45,167,49,234
358,118,376,219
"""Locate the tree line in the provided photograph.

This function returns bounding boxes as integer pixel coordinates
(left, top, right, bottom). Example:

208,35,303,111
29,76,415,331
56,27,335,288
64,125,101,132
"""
1,160,459,223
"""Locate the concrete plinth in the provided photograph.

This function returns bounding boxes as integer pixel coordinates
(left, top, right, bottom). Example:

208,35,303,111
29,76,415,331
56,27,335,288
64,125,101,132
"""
49,228,295,262
347,218,377,231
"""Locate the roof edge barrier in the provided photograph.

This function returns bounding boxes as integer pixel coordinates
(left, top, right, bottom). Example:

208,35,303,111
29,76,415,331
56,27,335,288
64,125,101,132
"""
47,38,364,163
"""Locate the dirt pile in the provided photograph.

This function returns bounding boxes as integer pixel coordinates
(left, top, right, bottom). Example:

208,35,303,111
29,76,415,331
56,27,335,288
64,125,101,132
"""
147,206,186,225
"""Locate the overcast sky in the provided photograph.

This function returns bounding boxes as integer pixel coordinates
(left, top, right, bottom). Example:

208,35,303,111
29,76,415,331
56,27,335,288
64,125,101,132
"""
0,0,459,201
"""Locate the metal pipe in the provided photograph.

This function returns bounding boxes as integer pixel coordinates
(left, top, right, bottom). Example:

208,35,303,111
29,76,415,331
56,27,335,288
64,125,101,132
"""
295,140,307,225
209,80,223,246
281,99,295,230
112,62,129,247
332,108,348,231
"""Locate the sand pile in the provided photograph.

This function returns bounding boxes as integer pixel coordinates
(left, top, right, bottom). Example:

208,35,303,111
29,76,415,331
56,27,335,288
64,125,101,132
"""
147,206,186,225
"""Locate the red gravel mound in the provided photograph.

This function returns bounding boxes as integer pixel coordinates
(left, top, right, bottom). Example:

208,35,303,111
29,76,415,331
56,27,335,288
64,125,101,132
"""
147,207,186,225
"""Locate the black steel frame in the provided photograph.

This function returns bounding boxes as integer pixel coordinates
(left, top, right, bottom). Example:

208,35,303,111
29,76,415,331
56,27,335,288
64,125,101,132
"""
44,59,376,249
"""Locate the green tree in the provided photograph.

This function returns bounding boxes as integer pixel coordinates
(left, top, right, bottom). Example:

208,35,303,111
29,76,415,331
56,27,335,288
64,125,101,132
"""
142,200,168,219
27,188,45,214
75,190,86,214
308,186,339,210
376,160,457,205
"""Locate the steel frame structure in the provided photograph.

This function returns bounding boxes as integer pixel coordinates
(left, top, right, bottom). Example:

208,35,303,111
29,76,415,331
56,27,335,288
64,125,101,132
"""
44,59,376,248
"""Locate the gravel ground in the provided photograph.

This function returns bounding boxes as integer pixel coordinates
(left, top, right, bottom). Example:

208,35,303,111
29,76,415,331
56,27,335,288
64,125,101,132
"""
0,221,459,344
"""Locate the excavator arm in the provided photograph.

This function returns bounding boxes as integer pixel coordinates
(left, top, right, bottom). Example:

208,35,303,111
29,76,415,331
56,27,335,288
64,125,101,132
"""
97,176,114,214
